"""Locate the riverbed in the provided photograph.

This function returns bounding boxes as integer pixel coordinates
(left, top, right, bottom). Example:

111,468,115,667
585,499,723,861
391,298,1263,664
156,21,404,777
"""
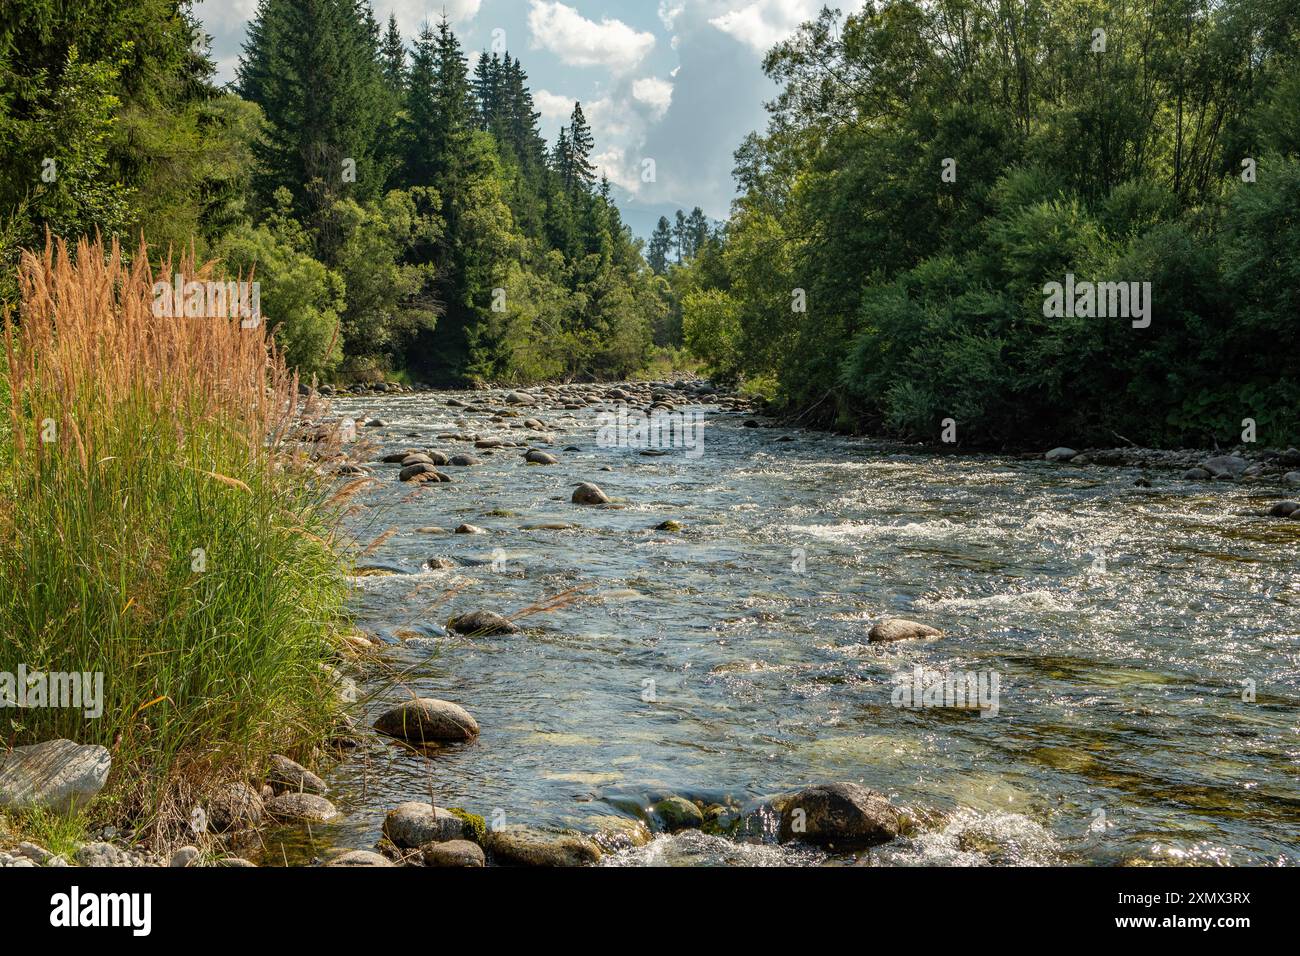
263,386,1300,866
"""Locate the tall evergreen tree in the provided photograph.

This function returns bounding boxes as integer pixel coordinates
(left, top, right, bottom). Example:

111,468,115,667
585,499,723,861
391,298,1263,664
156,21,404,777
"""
238,0,393,242
380,13,406,93
567,101,597,194
648,216,673,275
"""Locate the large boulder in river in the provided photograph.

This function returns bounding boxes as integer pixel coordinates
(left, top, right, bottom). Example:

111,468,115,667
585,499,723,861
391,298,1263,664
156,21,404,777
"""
572,481,610,505
1268,500,1300,518
868,618,942,642
1200,455,1249,480
1044,447,1078,462
483,826,602,866
524,449,558,465
774,782,903,848
422,839,486,867
383,802,470,848
374,698,480,743
448,610,519,635
264,792,340,824
0,739,111,813
1285,471,1300,486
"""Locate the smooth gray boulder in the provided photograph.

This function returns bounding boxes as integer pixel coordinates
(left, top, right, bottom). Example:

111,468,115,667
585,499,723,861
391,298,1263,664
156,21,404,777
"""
483,826,602,866
374,698,480,743
1200,455,1249,479
1044,447,1077,462
0,739,110,813
266,754,327,796
383,802,469,848
422,839,485,867
264,792,340,823
572,482,610,505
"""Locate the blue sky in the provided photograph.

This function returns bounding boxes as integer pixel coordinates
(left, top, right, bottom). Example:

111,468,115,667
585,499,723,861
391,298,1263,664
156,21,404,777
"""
195,0,828,238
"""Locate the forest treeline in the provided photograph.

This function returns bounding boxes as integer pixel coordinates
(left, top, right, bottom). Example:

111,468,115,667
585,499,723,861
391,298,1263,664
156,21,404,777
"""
683,0,1300,447
0,0,699,385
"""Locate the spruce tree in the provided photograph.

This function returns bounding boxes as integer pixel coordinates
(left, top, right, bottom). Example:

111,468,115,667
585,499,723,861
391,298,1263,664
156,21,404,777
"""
648,216,673,275
567,101,597,194
238,0,392,237
381,13,406,93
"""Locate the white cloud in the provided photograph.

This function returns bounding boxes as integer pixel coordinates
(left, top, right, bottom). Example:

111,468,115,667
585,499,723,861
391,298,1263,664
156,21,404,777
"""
632,77,674,119
377,0,481,34
592,145,642,194
534,89,577,121
708,0,821,54
527,1,655,72
658,0,686,30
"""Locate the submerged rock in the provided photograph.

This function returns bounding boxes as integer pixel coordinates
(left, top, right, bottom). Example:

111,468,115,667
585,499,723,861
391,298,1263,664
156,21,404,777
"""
774,782,902,848
651,796,704,832
572,482,610,505
483,826,602,867
447,610,519,635
455,523,487,534
0,739,111,813
1268,500,1300,518
868,618,942,642
524,449,558,465
374,698,480,743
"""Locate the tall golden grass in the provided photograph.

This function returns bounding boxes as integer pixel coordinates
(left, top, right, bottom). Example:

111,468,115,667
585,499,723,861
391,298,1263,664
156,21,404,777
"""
0,236,348,846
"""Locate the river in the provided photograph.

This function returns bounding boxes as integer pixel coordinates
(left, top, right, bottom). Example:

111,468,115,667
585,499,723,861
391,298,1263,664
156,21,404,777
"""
261,385,1300,866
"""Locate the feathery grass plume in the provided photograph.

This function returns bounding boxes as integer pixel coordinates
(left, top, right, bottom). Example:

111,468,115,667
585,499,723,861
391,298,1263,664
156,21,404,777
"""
0,235,349,848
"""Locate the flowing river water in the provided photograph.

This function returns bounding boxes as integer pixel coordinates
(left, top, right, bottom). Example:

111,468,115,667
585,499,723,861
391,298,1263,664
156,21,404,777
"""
261,386,1300,866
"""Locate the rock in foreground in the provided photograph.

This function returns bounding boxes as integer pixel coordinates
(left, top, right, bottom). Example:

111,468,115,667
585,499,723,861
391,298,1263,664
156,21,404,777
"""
447,610,519,635
266,754,326,796
374,698,480,743
572,482,610,505
0,739,110,813
264,792,340,824
383,802,471,848
775,782,902,848
422,839,486,867
483,826,602,866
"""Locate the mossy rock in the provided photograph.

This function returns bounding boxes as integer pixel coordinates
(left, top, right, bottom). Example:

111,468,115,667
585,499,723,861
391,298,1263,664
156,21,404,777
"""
448,807,487,845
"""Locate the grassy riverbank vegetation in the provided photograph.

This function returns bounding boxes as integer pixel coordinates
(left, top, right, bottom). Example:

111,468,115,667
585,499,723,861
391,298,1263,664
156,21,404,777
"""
0,237,350,842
